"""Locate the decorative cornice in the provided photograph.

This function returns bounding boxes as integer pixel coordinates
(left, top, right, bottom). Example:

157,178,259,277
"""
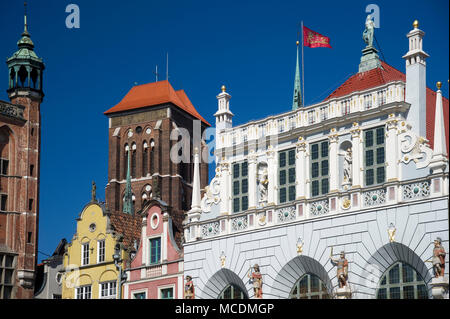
0,101,25,121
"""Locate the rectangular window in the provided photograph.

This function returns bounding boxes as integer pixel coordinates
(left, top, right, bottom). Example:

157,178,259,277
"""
133,292,146,299
76,285,92,299
81,243,89,266
0,194,7,211
30,165,34,177
160,287,174,299
278,148,296,203
0,254,16,299
97,240,105,263
100,281,117,299
364,126,385,186
232,161,248,213
310,141,329,197
1,159,9,175
149,237,161,264
28,199,33,211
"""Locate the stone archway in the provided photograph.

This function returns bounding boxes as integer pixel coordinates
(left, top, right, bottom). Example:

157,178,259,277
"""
358,242,433,298
200,268,249,299
270,255,333,299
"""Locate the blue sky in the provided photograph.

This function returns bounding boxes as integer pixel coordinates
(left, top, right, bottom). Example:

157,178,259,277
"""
0,0,448,262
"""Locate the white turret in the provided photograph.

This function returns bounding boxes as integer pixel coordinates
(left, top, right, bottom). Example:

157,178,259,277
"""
429,82,448,173
403,20,429,138
214,85,233,138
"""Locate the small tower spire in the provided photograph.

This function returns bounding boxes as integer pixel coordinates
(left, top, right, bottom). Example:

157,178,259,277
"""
189,147,202,213
429,81,448,173
24,2,28,33
292,40,302,110
123,149,134,215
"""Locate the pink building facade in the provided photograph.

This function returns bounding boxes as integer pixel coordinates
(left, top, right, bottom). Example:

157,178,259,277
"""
123,200,184,299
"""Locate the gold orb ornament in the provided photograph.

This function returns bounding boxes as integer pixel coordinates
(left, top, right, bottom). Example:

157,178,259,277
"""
413,20,419,28
437,81,442,90
296,40,299,46
221,85,226,92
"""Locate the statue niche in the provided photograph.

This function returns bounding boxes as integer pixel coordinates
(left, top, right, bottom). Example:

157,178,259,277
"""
257,162,268,207
339,140,353,190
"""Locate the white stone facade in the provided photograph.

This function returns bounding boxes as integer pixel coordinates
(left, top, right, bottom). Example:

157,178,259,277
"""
183,21,449,299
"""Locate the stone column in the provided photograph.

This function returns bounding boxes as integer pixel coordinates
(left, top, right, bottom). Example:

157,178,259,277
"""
248,151,257,209
266,146,277,205
350,123,362,188
385,114,399,181
296,137,307,199
328,128,339,192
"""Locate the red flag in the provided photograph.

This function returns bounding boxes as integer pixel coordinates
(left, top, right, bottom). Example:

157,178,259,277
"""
303,26,332,48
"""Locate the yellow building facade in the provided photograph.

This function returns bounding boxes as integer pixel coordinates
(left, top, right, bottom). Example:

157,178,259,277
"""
62,200,139,299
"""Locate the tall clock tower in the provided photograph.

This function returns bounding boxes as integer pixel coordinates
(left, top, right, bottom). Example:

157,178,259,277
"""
0,10,44,299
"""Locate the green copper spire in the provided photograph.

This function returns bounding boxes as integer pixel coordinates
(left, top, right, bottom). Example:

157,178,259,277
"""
292,41,302,110
7,2,45,95
123,149,134,215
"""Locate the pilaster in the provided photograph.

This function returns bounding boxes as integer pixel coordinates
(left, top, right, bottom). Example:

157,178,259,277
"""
350,123,362,189
328,128,339,192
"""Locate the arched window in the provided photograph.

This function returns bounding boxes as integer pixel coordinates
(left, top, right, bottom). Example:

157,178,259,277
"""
123,144,129,179
18,65,28,87
131,143,136,178
376,262,428,299
150,140,155,175
289,273,330,299
218,284,246,299
142,142,148,176
30,68,38,89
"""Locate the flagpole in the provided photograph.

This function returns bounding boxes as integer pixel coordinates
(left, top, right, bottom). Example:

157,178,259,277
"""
301,21,305,106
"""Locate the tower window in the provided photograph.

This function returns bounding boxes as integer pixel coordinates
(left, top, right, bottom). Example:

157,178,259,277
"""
0,159,8,175
18,65,28,87
28,199,34,211
27,232,32,244
30,165,34,177
1,195,7,211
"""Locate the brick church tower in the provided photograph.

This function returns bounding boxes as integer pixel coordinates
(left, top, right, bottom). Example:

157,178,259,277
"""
104,80,209,225
0,10,44,299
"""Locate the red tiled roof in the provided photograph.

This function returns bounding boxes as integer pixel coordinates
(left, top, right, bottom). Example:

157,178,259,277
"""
108,212,142,251
324,61,449,155
104,80,210,126
325,61,405,100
